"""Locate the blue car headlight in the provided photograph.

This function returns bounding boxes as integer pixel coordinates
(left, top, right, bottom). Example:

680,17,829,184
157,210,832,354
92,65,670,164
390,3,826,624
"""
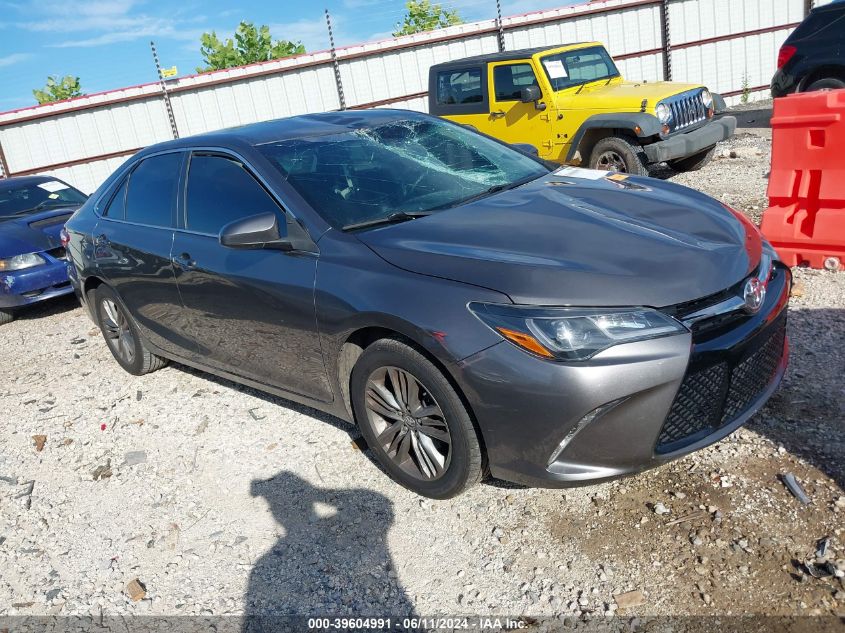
469,303,687,361
0,253,46,272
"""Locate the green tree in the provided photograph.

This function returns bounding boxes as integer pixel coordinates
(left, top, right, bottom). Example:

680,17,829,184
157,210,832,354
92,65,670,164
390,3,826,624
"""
198,21,305,72
393,0,463,36
32,75,84,104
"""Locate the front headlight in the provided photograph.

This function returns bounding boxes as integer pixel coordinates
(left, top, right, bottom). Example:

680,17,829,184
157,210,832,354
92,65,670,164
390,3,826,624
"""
655,102,672,124
0,253,46,272
701,89,713,108
469,303,688,361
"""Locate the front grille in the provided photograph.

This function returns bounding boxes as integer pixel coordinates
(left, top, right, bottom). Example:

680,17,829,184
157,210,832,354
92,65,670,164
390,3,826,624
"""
656,318,786,453
665,90,708,132
722,324,787,421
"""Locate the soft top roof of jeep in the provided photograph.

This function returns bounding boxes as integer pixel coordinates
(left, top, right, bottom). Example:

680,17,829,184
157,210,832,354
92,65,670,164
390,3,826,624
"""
429,43,593,70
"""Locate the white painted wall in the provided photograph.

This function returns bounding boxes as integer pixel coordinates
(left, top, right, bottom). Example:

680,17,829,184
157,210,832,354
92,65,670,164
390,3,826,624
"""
0,0,815,192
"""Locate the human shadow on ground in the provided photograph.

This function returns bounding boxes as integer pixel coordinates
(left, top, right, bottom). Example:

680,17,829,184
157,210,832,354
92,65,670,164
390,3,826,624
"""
242,471,416,632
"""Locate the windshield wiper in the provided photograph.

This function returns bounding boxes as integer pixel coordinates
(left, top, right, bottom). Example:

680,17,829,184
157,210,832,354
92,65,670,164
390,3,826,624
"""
343,211,431,231
429,174,543,212
27,200,71,214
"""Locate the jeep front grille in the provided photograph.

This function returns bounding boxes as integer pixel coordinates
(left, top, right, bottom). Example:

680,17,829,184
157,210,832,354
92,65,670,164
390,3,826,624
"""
665,90,708,133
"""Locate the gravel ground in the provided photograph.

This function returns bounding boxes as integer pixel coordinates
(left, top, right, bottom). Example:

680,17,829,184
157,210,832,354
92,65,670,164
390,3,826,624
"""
1,104,844,625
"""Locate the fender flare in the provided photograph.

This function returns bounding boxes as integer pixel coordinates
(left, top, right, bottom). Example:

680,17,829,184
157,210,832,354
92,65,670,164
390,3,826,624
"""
565,113,662,162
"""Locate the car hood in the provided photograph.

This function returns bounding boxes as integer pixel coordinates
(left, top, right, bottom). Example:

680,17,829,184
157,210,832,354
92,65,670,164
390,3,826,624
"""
552,80,704,111
357,170,761,307
0,207,77,258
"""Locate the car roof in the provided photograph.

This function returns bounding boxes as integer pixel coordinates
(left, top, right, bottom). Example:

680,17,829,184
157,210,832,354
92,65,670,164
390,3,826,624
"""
137,108,435,155
430,42,596,68
0,175,63,190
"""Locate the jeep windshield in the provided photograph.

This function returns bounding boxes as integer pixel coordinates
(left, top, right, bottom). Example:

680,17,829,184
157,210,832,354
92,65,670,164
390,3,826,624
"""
540,46,620,91
0,180,88,222
258,117,549,230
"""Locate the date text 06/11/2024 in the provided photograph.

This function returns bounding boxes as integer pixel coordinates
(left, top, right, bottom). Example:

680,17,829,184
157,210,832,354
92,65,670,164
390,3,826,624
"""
307,617,531,630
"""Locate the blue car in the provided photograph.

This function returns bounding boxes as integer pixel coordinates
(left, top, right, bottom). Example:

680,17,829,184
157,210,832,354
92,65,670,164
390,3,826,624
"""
0,175,88,324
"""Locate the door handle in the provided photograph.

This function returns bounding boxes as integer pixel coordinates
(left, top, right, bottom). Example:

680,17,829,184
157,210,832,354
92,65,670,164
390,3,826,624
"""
173,252,196,270
94,233,109,246
490,110,506,119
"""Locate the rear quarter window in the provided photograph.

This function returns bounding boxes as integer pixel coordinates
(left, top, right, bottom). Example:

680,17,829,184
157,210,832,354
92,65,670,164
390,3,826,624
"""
436,69,483,105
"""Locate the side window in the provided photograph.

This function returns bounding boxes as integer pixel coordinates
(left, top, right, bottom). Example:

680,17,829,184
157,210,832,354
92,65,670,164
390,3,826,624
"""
102,178,128,220
493,63,539,101
185,154,282,235
436,69,482,105
124,153,182,227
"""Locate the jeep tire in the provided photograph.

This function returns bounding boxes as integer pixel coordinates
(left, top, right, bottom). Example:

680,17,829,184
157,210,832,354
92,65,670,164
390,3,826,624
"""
588,135,650,177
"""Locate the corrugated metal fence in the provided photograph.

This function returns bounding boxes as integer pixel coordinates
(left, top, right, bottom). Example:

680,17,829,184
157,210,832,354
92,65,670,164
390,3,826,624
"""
0,0,832,193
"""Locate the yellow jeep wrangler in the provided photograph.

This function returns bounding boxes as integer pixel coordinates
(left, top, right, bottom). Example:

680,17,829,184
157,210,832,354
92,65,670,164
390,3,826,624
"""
428,42,737,175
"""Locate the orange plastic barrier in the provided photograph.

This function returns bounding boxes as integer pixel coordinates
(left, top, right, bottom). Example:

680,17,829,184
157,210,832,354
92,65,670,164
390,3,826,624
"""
760,89,845,271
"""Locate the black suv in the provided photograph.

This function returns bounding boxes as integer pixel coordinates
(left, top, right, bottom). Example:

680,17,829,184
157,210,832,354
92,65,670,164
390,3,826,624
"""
772,0,845,97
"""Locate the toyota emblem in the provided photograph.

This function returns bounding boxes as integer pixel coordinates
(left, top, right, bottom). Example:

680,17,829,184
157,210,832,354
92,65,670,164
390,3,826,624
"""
743,278,766,313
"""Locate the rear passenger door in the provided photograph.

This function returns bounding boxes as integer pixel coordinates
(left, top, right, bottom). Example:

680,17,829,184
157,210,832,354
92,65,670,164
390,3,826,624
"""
431,67,490,131
94,151,194,356
171,151,331,402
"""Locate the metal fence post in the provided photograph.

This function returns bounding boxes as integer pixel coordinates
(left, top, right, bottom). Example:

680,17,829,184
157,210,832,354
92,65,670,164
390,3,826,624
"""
660,0,672,81
495,0,506,52
325,9,347,110
0,139,9,179
804,0,814,16
150,41,180,139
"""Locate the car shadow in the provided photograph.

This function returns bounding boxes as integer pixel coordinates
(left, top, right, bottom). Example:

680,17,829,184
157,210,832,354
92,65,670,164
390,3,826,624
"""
747,307,845,492
242,470,415,630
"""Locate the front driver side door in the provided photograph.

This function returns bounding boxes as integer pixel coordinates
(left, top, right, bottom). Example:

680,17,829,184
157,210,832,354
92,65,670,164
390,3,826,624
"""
171,151,332,402
487,61,553,158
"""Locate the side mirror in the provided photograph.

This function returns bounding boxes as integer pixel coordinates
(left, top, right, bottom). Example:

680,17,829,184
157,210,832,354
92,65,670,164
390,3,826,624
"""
520,85,541,103
219,212,291,251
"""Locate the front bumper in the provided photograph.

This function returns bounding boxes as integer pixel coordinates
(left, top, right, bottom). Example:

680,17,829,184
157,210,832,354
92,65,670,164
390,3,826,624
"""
456,264,790,487
643,116,737,164
0,258,73,309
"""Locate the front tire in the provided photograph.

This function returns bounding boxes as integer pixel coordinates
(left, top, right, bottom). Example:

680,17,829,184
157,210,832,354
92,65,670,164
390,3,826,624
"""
588,135,650,176
669,146,716,172
0,309,14,325
94,285,167,376
350,338,483,499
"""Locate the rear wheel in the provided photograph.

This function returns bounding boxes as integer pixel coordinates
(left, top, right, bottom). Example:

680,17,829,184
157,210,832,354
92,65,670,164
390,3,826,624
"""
588,135,650,176
94,285,167,376
0,309,14,325
806,77,845,92
669,146,716,172
350,338,483,499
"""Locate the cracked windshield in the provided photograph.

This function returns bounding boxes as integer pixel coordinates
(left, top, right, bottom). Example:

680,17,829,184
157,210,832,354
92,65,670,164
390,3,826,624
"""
258,118,549,229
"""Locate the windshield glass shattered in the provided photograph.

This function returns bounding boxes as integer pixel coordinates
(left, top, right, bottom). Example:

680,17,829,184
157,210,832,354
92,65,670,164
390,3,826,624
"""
258,117,549,229
0,180,88,222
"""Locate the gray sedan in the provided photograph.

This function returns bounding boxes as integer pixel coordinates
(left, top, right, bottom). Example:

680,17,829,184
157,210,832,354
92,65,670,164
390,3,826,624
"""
64,110,789,498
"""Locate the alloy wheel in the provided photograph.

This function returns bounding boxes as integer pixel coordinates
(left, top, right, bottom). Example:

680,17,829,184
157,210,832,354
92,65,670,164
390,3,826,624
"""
101,299,135,365
596,150,628,172
364,366,452,481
